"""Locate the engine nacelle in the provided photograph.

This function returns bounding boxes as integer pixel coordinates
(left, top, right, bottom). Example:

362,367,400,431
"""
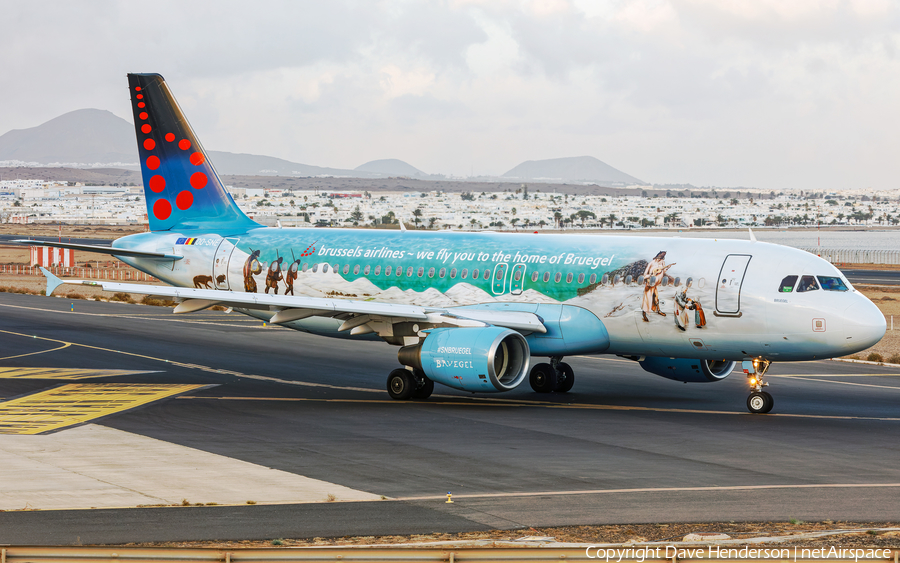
638,357,736,383
398,327,530,392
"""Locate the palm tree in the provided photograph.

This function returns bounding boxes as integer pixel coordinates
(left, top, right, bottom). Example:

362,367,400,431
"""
412,208,423,228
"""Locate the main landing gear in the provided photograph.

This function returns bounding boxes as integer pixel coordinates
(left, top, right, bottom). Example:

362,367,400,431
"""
529,356,575,393
386,368,434,401
745,358,773,414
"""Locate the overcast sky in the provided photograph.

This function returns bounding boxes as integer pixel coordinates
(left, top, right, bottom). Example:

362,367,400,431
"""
3,0,900,190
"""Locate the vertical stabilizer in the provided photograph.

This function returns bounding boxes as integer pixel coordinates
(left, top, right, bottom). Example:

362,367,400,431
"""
127,73,259,232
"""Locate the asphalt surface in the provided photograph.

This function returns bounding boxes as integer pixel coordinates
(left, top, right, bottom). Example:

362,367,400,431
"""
0,292,898,544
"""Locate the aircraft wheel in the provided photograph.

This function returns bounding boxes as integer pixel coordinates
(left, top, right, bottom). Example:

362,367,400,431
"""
555,362,575,393
387,368,416,400
760,391,774,413
529,363,557,393
747,391,773,414
412,373,435,400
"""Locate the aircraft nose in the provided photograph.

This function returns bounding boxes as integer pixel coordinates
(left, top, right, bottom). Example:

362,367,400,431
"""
842,297,886,353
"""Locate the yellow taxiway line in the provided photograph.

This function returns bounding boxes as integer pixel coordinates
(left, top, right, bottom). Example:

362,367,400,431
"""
0,368,157,380
0,383,206,435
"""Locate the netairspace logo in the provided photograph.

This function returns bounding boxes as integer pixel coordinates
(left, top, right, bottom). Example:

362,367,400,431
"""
584,546,894,561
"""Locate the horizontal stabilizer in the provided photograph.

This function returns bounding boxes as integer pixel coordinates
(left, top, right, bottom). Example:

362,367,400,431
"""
13,240,183,261
40,267,64,296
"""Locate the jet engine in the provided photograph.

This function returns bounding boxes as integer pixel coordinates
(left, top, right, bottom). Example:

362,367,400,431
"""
638,357,736,383
398,327,530,392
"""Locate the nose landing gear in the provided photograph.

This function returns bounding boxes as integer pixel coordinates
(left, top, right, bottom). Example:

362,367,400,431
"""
744,359,773,414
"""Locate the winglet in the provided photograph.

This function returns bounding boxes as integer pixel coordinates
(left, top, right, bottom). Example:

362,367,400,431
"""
40,267,64,296
748,227,757,242
399,220,407,232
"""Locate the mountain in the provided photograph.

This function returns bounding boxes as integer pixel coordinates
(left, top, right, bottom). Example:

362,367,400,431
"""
0,109,372,177
354,158,425,177
502,156,644,185
0,109,137,165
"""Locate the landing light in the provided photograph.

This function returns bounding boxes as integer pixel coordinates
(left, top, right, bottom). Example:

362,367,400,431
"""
749,377,757,385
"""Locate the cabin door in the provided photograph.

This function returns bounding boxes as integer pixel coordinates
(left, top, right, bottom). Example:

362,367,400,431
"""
213,238,239,290
715,254,752,315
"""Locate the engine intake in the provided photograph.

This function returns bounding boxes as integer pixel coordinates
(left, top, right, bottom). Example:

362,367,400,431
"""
399,327,530,392
639,357,736,383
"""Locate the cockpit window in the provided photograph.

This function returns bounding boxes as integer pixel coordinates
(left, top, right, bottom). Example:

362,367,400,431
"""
817,276,849,291
796,275,819,293
778,275,798,293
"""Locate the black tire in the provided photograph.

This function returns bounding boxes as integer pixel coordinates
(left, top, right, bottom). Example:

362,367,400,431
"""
747,391,769,414
387,368,416,400
760,391,774,413
412,375,435,400
555,362,575,393
529,363,557,393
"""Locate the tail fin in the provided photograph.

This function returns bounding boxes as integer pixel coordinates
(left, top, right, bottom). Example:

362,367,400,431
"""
127,73,259,232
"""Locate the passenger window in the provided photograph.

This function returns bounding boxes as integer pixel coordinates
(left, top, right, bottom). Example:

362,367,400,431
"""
397,265,402,276
514,270,522,281
312,263,318,273
450,268,457,279
531,271,539,282
332,263,338,273
796,275,819,293
439,268,446,278
566,273,574,283
363,265,370,275
555,272,562,283
384,265,392,276
496,269,504,280
589,273,597,285
343,264,350,275
818,276,849,291
322,264,329,273
577,273,585,284
778,275,798,293
472,268,479,279
484,270,491,280
353,264,360,275
406,266,414,277
543,272,550,283
428,267,435,278
302,262,308,272
461,268,468,279
374,265,381,276
416,267,423,277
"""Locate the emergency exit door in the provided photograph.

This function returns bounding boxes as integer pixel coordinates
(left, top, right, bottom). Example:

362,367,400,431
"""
716,254,751,315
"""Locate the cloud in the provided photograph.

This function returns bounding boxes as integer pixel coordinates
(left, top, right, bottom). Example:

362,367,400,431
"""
2,0,900,189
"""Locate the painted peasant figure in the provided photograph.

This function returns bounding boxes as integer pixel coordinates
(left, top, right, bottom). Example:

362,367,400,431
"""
243,249,262,293
265,256,284,294
641,251,674,322
673,278,707,330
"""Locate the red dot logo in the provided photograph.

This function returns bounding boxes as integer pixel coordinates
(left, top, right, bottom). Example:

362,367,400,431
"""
165,133,175,142
143,139,156,150
146,156,160,170
135,86,142,91
189,152,205,166
190,172,208,189
176,190,194,210
139,112,148,120
141,124,151,134
149,175,165,193
138,102,145,109
153,199,171,220
136,94,144,100
179,139,191,150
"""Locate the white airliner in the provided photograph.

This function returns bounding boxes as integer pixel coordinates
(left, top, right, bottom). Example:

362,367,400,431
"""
27,74,886,414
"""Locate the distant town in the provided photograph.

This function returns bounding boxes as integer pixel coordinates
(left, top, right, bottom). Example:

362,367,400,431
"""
2,177,899,231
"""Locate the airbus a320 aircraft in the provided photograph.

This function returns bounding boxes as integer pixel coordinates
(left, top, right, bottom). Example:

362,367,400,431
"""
26,73,886,414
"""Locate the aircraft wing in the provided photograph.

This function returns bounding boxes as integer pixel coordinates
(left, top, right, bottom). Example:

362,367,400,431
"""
40,269,546,335
13,240,182,261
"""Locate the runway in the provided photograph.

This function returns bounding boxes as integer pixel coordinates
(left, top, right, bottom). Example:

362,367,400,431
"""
0,292,898,544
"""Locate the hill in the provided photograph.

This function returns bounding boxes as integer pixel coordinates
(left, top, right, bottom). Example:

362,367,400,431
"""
354,159,425,177
502,156,644,185
0,109,136,166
